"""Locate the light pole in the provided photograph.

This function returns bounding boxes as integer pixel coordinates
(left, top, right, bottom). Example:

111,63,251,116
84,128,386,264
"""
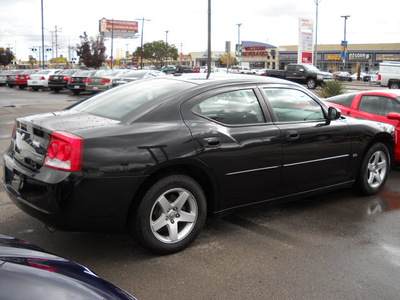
314,0,321,68
41,0,44,68
136,18,151,69
165,30,169,67
236,23,242,66
341,15,350,71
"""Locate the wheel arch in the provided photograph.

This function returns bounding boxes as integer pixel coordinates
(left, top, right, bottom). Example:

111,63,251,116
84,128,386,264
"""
363,133,394,169
126,161,219,229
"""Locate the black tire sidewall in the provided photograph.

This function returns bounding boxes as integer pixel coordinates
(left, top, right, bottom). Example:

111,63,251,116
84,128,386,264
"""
357,143,390,195
307,78,316,89
134,175,207,254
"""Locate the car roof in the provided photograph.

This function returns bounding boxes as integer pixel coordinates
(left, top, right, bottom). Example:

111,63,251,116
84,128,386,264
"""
168,72,296,88
356,89,400,98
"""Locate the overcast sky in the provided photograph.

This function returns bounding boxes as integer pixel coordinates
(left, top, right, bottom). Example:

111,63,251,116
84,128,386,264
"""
1,0,399,61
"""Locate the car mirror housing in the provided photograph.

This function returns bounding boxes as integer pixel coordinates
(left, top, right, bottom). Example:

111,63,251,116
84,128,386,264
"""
328,107,341,120
387,112,400,121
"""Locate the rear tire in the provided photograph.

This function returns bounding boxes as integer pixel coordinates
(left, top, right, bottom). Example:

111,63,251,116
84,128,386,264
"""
134,175,207,254
357,143,390,195
389,82,400,89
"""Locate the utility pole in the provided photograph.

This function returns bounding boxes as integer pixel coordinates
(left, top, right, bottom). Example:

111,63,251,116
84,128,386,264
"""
55,26,62,68
314,0,321,67
136,18,151,69
41,0,44,68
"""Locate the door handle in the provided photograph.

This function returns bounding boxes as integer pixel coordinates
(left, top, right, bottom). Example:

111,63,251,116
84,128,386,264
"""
285,130,299,141
203,137,221,147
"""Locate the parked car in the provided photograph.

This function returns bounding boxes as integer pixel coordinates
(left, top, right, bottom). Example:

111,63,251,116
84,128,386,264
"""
333,71,352,82
111,70,166,87
3,74,394,255
0,234,136,299
265,64,334,89
363,71,379,83
48,69,79,92
14,69,39,89
229,66,251,74
377,61,400,89
160,65,176,74
175,65,193,73
5,70,23,88
28,69,61,91
67,70,99,95
350,72,367,81
326,90,400,162
0,70,10,86
85,70,127,93
255,68,267,75
192,66,200,73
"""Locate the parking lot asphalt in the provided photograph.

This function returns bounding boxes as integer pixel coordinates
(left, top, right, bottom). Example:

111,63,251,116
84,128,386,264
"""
1,84,400,299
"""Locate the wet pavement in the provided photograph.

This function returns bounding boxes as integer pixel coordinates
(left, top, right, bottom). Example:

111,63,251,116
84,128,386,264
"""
1,85,400,299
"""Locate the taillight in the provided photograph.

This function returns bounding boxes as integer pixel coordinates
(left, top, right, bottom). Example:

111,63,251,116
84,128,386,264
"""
69,78,74,82
378,74,381,80
101,78,111,83
62,76,69,81
44,131,84,172
41,76,45,80
83,78,91,83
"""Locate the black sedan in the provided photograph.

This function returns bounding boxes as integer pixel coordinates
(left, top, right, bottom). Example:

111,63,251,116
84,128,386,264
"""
48,69,79,92
2,74,395,254
0,234,136,299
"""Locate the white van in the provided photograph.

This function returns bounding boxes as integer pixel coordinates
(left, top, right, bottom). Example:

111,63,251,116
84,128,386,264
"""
378,61,400,89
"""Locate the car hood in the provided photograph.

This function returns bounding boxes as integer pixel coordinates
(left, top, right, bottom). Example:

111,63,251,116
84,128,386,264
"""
0,234,136,300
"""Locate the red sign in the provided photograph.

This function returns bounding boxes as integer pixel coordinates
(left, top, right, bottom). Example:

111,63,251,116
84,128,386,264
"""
302,52,313,64
100,19,138,33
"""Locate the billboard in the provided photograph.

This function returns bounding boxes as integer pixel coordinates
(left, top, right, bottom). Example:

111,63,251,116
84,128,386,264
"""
99,18,138,38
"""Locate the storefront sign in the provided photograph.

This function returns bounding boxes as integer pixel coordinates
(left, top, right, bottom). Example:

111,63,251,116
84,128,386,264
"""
242,46,268,57
348,53,372,61
376,53,400,61
325,54,342,61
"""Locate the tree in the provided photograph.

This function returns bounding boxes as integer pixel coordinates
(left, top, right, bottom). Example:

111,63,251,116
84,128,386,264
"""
0,47,15,67
134,41,179,68
219,53,238,67
28,56,37,67
76,32,106,69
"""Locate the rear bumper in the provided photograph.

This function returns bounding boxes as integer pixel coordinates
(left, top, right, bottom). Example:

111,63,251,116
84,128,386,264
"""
2,153,146,232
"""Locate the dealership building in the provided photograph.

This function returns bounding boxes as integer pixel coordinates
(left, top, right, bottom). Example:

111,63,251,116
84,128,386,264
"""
188,42,400,74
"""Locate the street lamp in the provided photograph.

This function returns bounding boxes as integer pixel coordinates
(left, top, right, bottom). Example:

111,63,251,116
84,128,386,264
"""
165,30,169,67
236,23,242,46
236,23,242,66
136,18,151,69
314,0,321,67
341,15,350,71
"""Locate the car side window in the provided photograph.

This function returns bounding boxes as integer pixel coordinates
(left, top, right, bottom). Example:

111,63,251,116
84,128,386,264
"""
263,88,325,122
194,89,265,125
359,96,400,116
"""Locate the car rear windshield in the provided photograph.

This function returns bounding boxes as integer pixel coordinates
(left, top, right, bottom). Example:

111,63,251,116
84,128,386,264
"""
327,93,356,107
70,79,194,120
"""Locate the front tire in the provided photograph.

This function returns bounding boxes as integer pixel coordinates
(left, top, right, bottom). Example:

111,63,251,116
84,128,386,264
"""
134,175,207,254
307,78,317,89
389,82,400,89
357,143,390,195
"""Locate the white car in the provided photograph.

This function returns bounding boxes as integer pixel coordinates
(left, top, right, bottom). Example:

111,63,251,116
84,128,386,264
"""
228,66,251,74
28,69,61,91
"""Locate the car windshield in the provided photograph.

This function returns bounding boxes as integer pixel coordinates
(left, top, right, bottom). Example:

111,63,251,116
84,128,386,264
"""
70,79,194,120
303,65,320,72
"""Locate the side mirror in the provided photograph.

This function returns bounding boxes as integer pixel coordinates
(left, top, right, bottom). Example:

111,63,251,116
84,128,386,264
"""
327,107,341,120
387,112,400,121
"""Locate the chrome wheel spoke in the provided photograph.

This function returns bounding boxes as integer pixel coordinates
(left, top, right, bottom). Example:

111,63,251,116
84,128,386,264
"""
179,211,196,223
167,222,179,242
152,215,168,232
